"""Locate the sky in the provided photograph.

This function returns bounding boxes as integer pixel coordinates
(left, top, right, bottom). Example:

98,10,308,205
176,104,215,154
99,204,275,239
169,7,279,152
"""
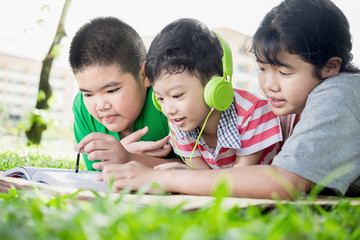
0,0,359,67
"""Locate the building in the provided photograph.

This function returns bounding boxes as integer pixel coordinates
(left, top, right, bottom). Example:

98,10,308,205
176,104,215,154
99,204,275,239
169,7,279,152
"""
0,53,75,128
213,28,259,91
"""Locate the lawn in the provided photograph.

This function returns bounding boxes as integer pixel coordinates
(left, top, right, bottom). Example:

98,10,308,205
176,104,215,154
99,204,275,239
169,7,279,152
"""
1,146,360,239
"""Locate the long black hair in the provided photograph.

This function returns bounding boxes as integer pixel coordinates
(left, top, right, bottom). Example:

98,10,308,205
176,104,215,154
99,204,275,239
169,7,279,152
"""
252,0,360,79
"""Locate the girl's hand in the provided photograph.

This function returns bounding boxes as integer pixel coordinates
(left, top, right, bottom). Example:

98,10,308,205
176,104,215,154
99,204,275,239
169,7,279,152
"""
98,162,165,194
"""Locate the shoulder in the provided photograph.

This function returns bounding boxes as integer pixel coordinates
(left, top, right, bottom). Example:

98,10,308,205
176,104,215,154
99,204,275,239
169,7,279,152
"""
308,73,360,111
234,88,265,102
73,92,82,104
233,88,270,114
311,73,360,96
141,86,168,123
72,92,85,112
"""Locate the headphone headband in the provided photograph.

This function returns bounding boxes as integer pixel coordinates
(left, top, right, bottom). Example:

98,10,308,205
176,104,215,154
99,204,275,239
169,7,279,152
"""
212,31,233,83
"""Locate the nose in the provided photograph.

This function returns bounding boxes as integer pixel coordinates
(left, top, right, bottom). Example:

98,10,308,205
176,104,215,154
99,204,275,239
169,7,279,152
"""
95,97,111,111
262,71,280,92
162,101,177,116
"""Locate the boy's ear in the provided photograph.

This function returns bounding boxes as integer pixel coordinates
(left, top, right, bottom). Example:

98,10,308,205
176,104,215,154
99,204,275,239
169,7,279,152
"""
321,57,342,79
140,61,150,87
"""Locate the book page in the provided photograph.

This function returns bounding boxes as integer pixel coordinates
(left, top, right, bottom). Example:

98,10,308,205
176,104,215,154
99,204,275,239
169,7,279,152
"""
3,166,76,180
32,171,108,192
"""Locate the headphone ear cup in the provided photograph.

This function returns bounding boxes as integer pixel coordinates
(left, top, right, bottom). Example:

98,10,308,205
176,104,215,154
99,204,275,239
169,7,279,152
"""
204,77,234,111
152,92,162,112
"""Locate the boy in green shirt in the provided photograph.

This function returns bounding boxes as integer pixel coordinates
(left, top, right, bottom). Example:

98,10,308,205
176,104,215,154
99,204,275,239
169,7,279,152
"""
69,17,177,171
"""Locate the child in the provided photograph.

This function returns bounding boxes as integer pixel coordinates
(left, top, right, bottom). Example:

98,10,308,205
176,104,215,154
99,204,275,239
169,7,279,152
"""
100,0,360,199
253,0,360,197
145,18,282,170
69,17,178,171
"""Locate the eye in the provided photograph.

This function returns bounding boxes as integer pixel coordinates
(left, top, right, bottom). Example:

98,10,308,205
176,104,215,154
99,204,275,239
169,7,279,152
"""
157,97,164,102
279,71,291,76
256,62,267,72
83,93,92,98
173,93,183,99
107,88,120,93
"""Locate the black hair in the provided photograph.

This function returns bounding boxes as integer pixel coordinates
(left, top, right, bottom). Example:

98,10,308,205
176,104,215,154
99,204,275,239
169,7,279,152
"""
69,16,146,82
145,18,223,85
252,0,360,79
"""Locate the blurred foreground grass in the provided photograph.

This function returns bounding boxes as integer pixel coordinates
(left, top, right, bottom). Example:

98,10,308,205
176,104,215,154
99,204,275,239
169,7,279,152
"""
1,185,360,239
1,137,360,239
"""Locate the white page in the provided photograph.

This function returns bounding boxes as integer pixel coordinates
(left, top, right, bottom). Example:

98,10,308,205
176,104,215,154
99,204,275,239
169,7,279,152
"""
32,171,108,192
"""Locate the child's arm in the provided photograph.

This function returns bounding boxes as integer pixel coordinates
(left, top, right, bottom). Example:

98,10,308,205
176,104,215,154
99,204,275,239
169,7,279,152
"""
100,161,313,199
156,150,264,170
233,150,264,168
154,157,211,170
184,157,212,169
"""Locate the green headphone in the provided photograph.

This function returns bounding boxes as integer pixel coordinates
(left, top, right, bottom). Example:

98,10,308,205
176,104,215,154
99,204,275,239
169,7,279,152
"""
152,31,234,112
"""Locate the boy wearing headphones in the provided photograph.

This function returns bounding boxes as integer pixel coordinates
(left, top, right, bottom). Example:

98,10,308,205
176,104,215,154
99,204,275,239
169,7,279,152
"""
69,17,178,171
146,18,283,169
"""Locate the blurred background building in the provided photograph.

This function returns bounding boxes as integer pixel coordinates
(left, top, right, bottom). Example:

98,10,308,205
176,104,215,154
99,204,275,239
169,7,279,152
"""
0,53,75,128
0,28,258,131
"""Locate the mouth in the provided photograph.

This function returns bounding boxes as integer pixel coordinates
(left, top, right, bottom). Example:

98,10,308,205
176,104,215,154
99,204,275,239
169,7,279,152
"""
170,117,186,127
100,114,118,123
267,96,286,108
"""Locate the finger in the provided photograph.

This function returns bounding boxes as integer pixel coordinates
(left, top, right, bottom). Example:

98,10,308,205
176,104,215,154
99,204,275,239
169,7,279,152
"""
154,162,187,170
92,160,112,170
77,132,114,150
138,135,171,152
95,173,103,181
121,127,149,145
112,178,140,192
102,164,122,174
73,145,82,153
102,164,127,182
144,144,173,157
83,138,116,157
86,147,114,161
112,180,126,192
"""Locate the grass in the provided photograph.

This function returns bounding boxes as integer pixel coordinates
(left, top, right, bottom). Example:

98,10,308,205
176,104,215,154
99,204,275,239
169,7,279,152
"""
0,141,86,171
1,146,360,239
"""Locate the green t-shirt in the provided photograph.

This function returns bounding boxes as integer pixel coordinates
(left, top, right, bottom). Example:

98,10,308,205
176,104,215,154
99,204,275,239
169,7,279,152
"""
73,87,170,171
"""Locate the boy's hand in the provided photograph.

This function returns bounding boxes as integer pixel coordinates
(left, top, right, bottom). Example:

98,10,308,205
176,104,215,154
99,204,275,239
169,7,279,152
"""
75,132,130,170
121,127,172,157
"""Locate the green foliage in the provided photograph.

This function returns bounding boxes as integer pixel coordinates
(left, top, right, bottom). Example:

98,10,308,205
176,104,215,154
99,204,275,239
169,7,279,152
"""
1,148,360,239
17,108,53,137
0,147,84,171
50,43,64,57
37,90,47,102
30,108,53,128
0,187,359,239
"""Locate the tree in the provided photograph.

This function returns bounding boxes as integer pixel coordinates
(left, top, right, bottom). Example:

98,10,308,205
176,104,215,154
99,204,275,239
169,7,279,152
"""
26,0,72,145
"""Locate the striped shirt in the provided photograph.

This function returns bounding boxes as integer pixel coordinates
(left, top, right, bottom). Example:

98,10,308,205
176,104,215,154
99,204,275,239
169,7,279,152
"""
168,89,283,169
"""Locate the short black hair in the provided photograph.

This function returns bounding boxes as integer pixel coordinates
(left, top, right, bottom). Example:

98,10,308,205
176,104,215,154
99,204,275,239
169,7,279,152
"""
69,16,146,81
145,18,223,85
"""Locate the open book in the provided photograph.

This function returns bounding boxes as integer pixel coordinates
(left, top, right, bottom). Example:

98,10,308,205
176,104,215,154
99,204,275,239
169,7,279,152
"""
3,166,107,192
